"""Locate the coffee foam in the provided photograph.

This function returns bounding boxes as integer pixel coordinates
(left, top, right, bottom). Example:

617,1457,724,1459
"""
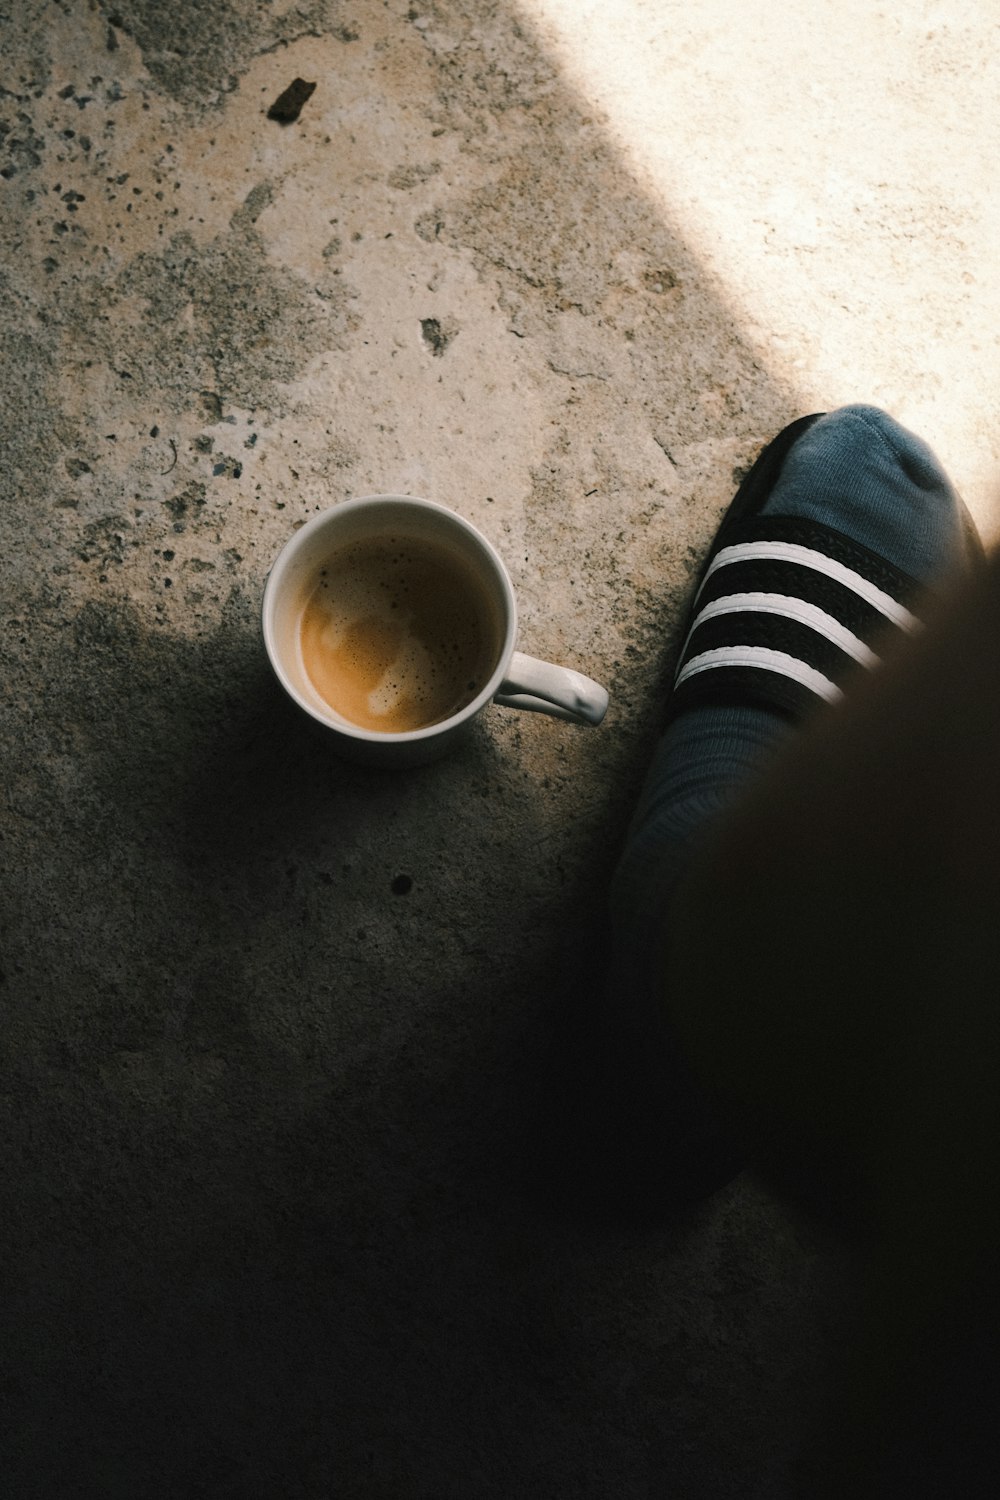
298,535,501,732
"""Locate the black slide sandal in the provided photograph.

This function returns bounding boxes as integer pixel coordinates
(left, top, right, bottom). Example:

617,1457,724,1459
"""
667,413,951,723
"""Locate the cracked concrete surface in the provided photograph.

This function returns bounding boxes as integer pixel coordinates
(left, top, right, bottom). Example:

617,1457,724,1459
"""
3,2,998,1496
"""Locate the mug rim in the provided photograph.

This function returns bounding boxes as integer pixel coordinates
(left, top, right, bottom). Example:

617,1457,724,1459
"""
262,494,519,744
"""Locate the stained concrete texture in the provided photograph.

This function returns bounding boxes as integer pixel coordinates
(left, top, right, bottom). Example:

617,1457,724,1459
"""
2,2,997,1496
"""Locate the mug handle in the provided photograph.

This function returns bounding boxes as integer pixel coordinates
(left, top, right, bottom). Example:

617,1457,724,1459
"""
493,650,609,726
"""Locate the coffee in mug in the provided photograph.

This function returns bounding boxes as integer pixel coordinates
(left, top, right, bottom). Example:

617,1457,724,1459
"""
262,494,608,767
298,534,504,732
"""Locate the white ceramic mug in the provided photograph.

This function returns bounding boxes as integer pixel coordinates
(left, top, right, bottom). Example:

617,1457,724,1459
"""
262,494,609,767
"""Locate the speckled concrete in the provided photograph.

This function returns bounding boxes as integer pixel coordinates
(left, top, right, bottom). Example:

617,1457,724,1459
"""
3,2,996,1496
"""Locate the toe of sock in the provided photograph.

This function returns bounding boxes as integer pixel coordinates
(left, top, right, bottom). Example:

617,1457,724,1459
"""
765,405,969,582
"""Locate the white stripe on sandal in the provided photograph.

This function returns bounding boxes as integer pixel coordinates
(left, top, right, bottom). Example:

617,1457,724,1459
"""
681,592,881,668
674,646,843,703
694,540,921,632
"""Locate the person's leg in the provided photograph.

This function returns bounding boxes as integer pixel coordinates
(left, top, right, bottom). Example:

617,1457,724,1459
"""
609,405,976,1203
619,411,999,1493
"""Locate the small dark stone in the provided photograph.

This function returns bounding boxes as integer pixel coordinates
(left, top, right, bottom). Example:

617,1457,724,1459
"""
391,875,413,896
267,78,316,125
421,317,452,356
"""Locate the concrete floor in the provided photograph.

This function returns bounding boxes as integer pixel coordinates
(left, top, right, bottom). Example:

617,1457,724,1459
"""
3,2,998,1496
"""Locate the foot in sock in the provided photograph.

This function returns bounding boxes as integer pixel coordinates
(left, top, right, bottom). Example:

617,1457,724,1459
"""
605,404,978,1203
